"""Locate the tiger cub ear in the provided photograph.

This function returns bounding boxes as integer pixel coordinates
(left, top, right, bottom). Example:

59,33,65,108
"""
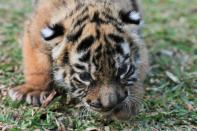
119,10,141,25
41,24,64,41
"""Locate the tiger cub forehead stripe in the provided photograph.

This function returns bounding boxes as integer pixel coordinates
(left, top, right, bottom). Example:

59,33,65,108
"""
77,36,95,52
67,24,86,42
73,15,89,28
102,12,122,25
108,34,124,43
96,28,101,39
91,11,106,25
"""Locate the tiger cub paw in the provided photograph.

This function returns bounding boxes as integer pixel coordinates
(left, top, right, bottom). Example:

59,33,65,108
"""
8,85,51,106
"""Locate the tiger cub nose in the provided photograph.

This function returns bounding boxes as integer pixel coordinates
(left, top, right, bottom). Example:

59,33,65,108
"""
100,89,128,110
100,93,118,109
87,95,117,109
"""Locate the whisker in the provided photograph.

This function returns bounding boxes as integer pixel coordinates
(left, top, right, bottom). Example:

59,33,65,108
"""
128,93,144,103
130,94,148,109
126,93,149,114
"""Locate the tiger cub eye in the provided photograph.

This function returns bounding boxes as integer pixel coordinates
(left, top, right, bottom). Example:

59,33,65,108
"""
117,64,128,77
79,72,92,82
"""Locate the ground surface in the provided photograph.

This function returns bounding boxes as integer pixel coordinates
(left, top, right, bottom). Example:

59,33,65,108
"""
0,0,197,130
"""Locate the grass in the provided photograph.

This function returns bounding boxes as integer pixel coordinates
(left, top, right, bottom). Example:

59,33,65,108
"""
0,0,197,130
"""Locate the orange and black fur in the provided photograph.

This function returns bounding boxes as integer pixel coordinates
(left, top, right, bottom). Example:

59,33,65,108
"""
9,0,149,120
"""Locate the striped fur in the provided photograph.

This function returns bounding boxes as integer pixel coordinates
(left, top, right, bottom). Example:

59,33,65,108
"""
9,0,149,120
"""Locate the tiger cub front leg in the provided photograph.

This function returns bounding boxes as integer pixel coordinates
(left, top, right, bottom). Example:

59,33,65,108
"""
9,29,52,106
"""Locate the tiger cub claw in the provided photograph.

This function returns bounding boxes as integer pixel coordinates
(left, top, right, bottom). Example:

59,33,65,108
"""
8,85,51,106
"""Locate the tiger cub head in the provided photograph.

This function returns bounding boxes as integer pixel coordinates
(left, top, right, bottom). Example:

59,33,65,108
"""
41,3,142,120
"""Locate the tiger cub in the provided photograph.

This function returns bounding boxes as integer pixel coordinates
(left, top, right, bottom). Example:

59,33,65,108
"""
9,0,149,120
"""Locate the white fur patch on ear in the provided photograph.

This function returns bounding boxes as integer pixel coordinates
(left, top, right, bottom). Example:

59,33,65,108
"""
120,10,141,25
41,27,54,39
41,24,64,41
129,11,140,21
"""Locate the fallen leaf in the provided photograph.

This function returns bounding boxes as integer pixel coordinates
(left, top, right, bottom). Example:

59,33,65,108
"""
104,126,110,131
86,127,99,131
166,71,180,83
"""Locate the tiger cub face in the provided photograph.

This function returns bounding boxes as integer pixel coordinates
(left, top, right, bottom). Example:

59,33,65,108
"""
41,4,142,120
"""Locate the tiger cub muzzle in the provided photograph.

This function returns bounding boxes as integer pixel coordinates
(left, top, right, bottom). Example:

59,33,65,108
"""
83,64,139,120
85,84,128,111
